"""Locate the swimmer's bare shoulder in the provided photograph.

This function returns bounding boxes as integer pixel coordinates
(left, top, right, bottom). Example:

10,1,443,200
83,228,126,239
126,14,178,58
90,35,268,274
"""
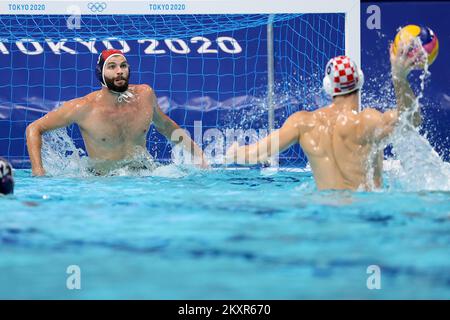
289,110,316,136
61,94,94,124
28,95,92,133
130,84,158,109
130,84,153,97
356,107,398,142
133,83,154,93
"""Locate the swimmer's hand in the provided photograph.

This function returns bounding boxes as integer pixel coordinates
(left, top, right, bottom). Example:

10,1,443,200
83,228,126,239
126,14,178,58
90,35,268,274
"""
390,41,426,79
32,167,46,177
224,142,271,166
199,157,210,169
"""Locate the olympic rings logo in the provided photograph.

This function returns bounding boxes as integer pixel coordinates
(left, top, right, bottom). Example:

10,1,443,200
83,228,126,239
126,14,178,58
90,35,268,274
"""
87,2,107,13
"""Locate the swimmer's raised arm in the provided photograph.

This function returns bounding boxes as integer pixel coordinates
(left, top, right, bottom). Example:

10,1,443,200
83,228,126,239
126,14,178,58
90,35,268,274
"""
357,43,424,143
390,41,423,127
226,112,304,165
147,86,208,168
26,98,87,176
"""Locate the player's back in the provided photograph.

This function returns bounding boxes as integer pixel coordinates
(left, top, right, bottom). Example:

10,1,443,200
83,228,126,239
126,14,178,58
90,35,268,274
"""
298,106,382,190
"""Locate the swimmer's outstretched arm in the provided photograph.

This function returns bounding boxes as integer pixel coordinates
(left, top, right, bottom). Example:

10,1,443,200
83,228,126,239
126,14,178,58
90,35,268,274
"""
149,89,208,168
26,99,85,176
390,42,422,127
225,112,303,165
359,43,425,142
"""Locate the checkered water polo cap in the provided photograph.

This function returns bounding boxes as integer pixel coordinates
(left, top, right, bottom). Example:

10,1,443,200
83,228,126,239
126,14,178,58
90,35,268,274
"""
323,56,364,97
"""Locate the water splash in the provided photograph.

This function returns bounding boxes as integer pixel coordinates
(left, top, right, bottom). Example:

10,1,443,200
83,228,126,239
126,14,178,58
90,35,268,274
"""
359,32,449,191
385,130,450,191
41,128,89,177
382,41,450,191
41,128,191,178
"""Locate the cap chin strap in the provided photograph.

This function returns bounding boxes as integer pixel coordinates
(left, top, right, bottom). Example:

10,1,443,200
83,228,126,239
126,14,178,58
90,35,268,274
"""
101,83,134,103
114,90,134,103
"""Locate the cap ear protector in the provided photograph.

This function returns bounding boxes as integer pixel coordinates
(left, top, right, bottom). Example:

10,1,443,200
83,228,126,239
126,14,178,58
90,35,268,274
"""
323,56,364,97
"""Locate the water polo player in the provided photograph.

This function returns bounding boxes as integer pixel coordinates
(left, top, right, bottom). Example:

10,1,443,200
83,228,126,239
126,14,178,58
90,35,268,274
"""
226,42,427,190
26,49,208,176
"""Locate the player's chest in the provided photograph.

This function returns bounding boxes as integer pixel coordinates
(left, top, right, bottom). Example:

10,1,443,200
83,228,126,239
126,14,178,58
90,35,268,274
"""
83,104,153,140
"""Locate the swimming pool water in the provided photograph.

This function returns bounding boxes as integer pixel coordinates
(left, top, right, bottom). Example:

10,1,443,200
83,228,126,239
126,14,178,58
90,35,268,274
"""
1,168,449,299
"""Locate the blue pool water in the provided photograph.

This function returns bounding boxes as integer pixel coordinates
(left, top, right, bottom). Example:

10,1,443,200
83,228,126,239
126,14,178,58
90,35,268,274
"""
0,167,449,299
